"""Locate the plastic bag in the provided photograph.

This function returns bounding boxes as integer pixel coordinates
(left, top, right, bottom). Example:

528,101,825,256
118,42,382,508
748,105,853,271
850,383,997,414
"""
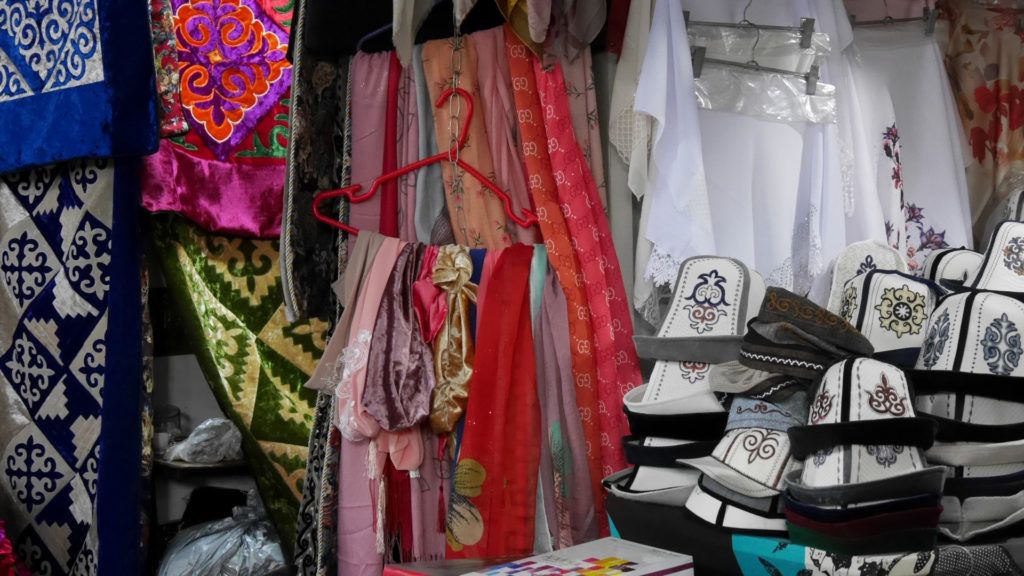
165,418,243,463
158,492,287,576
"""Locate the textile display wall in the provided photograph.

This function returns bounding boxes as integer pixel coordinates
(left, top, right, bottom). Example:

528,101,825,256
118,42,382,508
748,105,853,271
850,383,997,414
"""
0,159,144,576
151,214,327,554
0,0,159,173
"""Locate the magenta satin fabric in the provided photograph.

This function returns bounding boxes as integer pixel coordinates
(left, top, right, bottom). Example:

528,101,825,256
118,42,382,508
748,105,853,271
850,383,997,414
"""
141,139,286,237
469,27,541,245
349,51,391,236
413,245,446,343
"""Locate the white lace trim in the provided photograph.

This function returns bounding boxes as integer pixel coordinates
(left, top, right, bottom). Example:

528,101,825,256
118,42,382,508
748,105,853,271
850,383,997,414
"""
644,246,684,290
336,329,372,442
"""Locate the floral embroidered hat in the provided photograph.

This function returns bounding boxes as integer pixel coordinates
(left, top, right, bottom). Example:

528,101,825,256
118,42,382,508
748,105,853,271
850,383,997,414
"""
607,256,765,504
784,358,945,504
964,220,1024,292
836,270,946,366
806,239,906,313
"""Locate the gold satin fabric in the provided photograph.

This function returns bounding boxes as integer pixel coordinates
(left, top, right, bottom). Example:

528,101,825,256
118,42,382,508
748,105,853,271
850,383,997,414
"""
430,245,478,433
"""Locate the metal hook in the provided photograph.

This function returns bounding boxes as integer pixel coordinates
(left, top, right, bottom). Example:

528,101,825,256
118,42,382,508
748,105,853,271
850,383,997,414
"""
747,27,762,67
882,0,894,23
740,0,755,25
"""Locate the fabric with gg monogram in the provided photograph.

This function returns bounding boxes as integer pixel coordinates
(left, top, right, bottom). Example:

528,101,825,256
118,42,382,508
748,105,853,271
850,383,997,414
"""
505,25,607,528
534,56,643,476
141,0,293,237
0,160,145,575
152,214,327,555
0,0,158,173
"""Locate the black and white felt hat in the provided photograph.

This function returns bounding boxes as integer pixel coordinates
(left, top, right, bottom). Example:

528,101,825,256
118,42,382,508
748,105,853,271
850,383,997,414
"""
807,239,907,312
784,358,945,505
964,221,1024,292
908,290,1024,540
683,473,788,536
921,248,983,287
911,291,1024,437
607,256,765,503
678,394,806,499
836,270,946,366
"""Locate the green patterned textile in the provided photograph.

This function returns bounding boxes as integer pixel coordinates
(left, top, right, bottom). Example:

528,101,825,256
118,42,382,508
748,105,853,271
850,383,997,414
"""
152,214,328,554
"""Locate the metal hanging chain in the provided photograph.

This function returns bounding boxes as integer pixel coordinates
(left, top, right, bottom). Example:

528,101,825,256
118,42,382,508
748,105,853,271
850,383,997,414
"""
447,9,464,174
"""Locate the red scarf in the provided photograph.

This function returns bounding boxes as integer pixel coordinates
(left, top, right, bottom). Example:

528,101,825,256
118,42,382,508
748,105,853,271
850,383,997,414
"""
534,59,643,476
505,26,609,533
446,244,539,558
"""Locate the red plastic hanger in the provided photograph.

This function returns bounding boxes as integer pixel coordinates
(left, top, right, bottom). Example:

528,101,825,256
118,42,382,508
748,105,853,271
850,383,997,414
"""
312,86,539,235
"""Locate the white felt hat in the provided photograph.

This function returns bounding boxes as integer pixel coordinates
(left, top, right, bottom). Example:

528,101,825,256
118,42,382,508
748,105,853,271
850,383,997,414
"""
921,248,983,287
838,270,946,365
810,240,907,313
612,256,766,496
785,358,946,502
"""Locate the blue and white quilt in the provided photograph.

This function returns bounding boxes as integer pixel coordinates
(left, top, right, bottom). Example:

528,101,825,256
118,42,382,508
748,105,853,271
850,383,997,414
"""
0,159,143,575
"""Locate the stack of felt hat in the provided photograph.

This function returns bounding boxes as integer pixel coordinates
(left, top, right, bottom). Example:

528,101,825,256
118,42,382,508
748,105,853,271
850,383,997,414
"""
675,287,876,536
780,269,949,554
784,357,947,554
604,256,765,505
910,220,1024,542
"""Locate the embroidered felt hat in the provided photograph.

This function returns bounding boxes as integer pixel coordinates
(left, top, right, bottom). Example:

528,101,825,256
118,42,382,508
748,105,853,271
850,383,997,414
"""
906,290,1024,540
836,270,946,366
682,473,789,536
921,248,983,287
806,239,907,312
677,394,807,499
911,291,1024,433
708,361,804,401
608,256,766,501
784,358,945,504
739,288,874,380
964,221,1024,293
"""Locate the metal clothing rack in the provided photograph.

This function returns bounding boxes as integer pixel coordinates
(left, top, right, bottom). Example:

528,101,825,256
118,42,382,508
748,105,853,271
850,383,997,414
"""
683,11,817,49
848,6,939,34
689,46,820,95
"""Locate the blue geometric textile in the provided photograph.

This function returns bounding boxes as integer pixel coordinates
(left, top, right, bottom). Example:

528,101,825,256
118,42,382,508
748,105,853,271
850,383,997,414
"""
0,159,142,576
0,0,158,173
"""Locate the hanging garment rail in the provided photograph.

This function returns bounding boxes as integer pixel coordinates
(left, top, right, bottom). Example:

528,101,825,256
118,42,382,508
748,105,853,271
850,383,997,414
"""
683,11,817,49
848,7,938,34
690,46,820,95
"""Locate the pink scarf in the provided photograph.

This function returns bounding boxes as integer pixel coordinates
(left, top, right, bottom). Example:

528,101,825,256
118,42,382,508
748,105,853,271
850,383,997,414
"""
533,60,642,476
